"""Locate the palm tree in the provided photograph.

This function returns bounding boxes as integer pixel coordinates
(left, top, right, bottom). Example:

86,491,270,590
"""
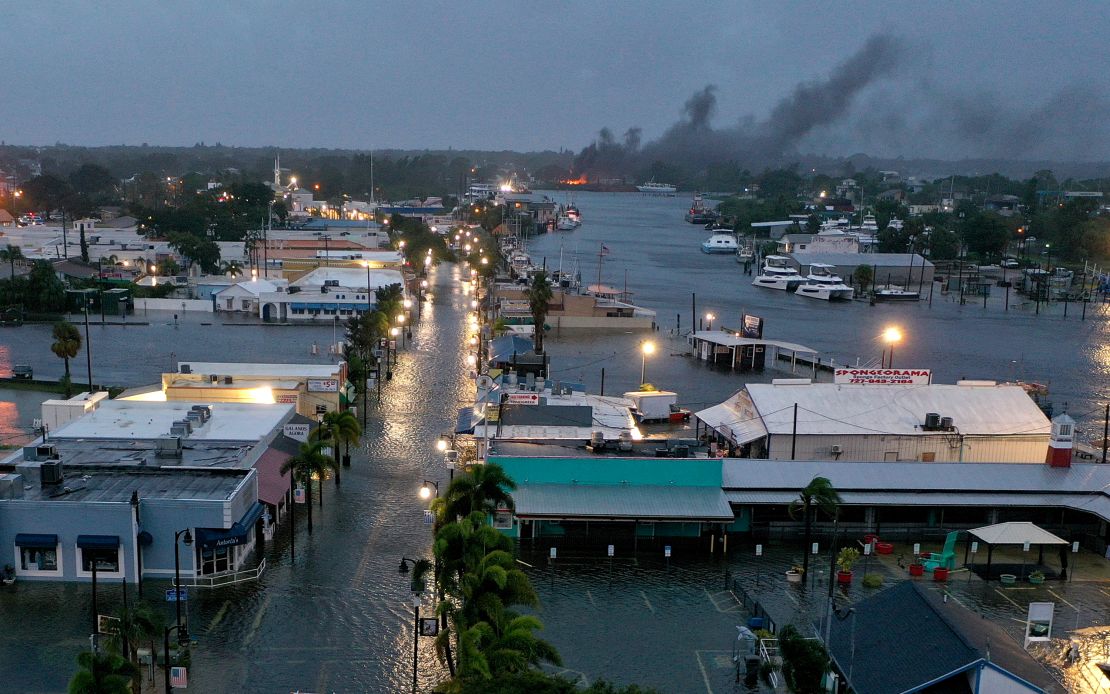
220,260,244,278
788,476,841,582
280,440,335,533
526,271,552,354
105,602,163,693
51,321,82,393
441,463,516,521
67,650,137,694
312,410,362,487
1,244,25,278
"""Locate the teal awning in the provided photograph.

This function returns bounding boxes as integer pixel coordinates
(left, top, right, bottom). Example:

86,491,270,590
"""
15,533,58,548
512,485,735,522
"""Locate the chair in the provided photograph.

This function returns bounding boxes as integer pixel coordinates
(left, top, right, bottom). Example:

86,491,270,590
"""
923,531,958,572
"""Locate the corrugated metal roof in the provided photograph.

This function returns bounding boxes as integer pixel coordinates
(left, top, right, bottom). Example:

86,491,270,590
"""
790,252,934,268
689,331,817,353
969,522,1068,545
745,383,1049,436
513,484,734,521
721,459,1108,493
694,400,767,445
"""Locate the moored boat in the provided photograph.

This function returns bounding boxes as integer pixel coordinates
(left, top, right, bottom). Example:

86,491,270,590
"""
872,284,920,301
751,255,803,290
795,263,854,301
701,233,738,254
684,193,718,224
637,181,677,195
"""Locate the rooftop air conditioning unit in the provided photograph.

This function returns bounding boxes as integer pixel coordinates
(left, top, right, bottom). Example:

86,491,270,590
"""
617,432,633,451
224,376,233,384
924,413,940,431
325,279,340,287
40,460,64,486
589,431,605,450
156,436,183,458
830,444,843,455
37,444,59,460
180,363,191,374
940,416,954,431
209,374,218,383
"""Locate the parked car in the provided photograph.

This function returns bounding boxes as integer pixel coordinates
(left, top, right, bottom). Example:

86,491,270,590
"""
1001,258,1020,269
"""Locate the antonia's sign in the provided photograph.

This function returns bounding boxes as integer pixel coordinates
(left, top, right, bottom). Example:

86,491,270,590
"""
834,368,932,385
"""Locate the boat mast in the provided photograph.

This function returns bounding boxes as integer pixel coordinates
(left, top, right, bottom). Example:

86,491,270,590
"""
597,243,604,293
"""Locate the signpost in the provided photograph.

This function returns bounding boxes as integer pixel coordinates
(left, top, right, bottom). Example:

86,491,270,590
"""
293,487,306,504
607,544,615,588
165,588,188,603
98,614,120,635
1024,602,1055,648
833,368,932,385
423,509,434,525
170,666,188,689
741,314,763,339
505,393,540,405
419,618,440,637
755,544,763,586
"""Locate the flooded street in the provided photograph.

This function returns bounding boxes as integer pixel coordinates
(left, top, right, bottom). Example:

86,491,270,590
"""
0,192,1106,692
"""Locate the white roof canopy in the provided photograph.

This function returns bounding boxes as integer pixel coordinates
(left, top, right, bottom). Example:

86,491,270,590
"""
968,522,1067,546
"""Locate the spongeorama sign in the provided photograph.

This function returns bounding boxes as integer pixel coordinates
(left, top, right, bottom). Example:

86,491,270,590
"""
834,368,932,385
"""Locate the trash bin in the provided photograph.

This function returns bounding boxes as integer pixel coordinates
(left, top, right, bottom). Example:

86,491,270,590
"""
747,617,764,630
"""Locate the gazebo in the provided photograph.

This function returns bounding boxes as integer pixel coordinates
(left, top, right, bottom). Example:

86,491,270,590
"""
966,522,1069,580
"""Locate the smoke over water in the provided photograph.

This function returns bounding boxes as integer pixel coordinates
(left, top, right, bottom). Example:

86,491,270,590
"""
575,33,1110,175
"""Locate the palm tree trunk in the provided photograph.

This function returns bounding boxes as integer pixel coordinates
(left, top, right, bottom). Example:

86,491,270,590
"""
801,501,812,582
334,445,341,487
318,473,324,509
306,477,313,534
63,356,71,378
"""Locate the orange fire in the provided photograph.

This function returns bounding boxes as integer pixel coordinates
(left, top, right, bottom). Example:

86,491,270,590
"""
561,175,588,186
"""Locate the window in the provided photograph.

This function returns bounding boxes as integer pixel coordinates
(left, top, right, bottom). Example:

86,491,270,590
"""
883,451,899,461
20,546,58,571
241,300,251,310
920,452,936,462
80,547,119,573
1058,424,1072,437
201,546,230,575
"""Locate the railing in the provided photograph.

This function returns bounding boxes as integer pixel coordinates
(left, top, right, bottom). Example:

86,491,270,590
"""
731,579,778,635
758,638,781,688
188,558,266,588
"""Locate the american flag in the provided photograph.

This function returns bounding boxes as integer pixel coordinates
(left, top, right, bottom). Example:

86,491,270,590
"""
170,666,188,688
600,244,610,256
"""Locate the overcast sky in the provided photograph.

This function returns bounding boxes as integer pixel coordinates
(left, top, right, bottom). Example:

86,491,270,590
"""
3,2,1108,159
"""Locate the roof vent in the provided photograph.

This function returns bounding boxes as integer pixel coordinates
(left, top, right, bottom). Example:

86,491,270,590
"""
924,413,940,431
156,436,183,458
40,460,64,486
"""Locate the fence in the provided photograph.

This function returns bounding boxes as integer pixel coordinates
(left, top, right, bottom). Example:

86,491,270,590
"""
188,558,266,588
134,298,213,313
731,579,778,635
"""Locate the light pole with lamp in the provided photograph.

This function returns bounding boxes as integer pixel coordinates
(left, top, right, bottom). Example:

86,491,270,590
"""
437,435,458,481
396,313,406,348
705,312,716,331
640,341,655,385
881,326,902,369
390,327,400,368
362,261,372,314
81,290,94,391
398,556,430,693
173,529,193,642
419,479,440,500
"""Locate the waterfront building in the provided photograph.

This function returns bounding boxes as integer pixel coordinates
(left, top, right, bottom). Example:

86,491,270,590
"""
0,400,301,584
153,361,351,418
785,251,935,287
826,582,1055,693
695,381,1050,462
493,283,656,332
255,266,406,321
213,277,288,313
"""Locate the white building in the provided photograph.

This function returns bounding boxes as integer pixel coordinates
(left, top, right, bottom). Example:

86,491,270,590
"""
256,266,406,321
696,381,1051,463
214,278,289,314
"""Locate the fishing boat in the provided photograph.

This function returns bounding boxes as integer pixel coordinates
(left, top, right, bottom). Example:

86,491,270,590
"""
637,181,677,195
701,233,738,254
795,264,854,301
555,215,577,231
751,255,803,291
872,284,920,302
684,193,718,224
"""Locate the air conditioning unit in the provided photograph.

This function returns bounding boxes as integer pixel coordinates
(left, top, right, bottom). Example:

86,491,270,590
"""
40,460,64,485
589,431,605,450
180,363,191,374
156,436,183,458
209,374,218,383
617,432,633,451
940,416,955,431
830,444,843,455
924,413,940,431
224,376,233,384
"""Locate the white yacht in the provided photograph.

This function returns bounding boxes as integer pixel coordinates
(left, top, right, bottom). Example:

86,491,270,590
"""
795,263,854,301
751,255,803,290
701,233,738,254
637,181,677,195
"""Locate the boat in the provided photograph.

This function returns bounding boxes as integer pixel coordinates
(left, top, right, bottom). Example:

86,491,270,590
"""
684,193,718,224
701,233,738,254
795,264,854,301
555,215,577,231
872,284,920,302
637,181,677,195
751,255,803,291
735,244,755,263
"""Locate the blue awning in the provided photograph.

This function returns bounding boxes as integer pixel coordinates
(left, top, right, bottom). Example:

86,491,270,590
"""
15,533,58,548
77,535,120,549
195,502,265,550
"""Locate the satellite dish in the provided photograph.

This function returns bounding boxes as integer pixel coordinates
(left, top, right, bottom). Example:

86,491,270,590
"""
476,375,494,389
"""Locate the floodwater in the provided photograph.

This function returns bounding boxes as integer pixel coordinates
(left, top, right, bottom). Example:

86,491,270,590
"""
0,192,1106,692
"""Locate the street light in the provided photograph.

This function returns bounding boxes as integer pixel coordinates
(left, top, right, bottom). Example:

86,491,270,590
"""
882,326,903,368
640,341,655,385
397,557,427,693
705,312,716,331
173,529,193,643
436,437,449,452
418,480,439,500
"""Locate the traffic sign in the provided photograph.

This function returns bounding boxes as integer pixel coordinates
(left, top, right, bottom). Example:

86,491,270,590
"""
549,547,557,559
607,544,614,557
165,588,188,603
755,544,763,557
419,618,440,637
664,546,671,558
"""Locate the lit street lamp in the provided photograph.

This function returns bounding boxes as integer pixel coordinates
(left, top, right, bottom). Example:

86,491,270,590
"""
705,312,716,331
640,341,655,385
418,479,440,500
882,326,903,368
173,528,193,642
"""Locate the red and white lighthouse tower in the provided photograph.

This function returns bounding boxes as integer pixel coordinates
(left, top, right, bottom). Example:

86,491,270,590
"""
1046,412,1075,468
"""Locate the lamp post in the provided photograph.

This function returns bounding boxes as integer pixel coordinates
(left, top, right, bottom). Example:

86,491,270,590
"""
881,326,902,369
640,341,655,385
396,313,406,348
418,479,440,501
173,529,193,642
363,261,372,315
705,312,716,331
163,624,186,692
82,291,94,391
398,557,426,693
390,327,400,368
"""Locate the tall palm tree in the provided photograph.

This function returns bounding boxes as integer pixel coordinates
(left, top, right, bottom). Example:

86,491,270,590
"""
441,463,516,521
220,260,244,278
51,321,82,392
312,410,361,487
280,440,335,534
1,244,25,278
788,476,841,582
526,271,553,354
67,650,137,694
105,602,163,693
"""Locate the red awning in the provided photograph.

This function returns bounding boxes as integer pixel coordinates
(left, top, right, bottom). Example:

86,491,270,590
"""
254,447,291,506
